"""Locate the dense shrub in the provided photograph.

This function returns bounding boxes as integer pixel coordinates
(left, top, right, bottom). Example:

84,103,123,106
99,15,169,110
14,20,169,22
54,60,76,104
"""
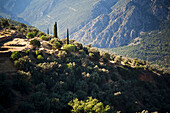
36,31,46,37
11,51,21,60
14,56,32,71
88,48,100,61
63,44,75,52
50,38,62,49
27,32,35,39
74,42,83,50
50,38,59,44
0,18,9,28
35,50,42,55
13,73,32,94
100,52,110,62
68,97,110,113
110,54,115,60
79,49,86,57
30,39,41,48
40,35,47,40
58,51,68,58
52,41,62,49
37,55,44,60
9,25,16,30
26,50,30,55
114,56,122,64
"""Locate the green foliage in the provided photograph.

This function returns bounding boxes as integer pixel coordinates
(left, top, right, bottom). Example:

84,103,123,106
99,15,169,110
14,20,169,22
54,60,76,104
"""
35,50,42,55
40,35,47,40
63,44,75,52
26,50,30,55
49,38,62,49
74,42,83,50
68,97,110,113
19,23,27,28
36,31,46,37
100,52,110,62
18,101,35,113
114,56,122,64
52,41,62,49
11,51,21,60
2,21,170,112
7,48,170,112
110,54,115,60
50,38,58,44
13,72,32,94
0,18,9,28
14,56,32,71
65,62,75,69
88,48,100,61
37,55,44,60
30,39,40,48
58,51,68,58
27,32,35,39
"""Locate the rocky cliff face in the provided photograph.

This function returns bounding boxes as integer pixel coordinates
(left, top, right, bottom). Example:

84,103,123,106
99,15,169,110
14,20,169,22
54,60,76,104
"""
71,0,170,48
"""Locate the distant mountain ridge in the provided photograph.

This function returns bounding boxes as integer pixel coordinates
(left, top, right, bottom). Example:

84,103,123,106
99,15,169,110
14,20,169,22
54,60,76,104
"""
0,0,169,48
72,0,170,48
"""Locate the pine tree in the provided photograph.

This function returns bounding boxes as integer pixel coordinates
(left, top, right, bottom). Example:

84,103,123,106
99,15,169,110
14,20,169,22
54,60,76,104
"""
47,28,49,35
54,22,58,38
67,28,69,44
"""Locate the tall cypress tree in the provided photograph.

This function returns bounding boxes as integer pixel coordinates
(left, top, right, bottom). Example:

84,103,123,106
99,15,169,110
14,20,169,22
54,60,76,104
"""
47,28,49,35
54,22,58,38
67,28,69,44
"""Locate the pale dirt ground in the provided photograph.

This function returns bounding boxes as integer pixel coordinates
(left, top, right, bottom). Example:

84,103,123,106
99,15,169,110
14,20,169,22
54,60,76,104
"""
0,38,30,53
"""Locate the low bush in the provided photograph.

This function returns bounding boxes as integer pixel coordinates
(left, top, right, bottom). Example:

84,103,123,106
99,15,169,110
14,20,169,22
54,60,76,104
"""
68,97,110,113
88,48,100,61
37,55,44,60
27,32,35,39
52,41,62,49
14,56,32,71
40,35,47,40
110,54,115,60
30,39,40,48
11,51,21,60
63,44,75,52
36,50,42,56
36,31,46,37
114,56,122,64
58,51,68,58
74,42,83,50
100,52,110,62
26,50,30,55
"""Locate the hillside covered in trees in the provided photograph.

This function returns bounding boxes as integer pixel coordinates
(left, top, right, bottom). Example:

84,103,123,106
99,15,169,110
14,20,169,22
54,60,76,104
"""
0,19,170,113
109,28,170,69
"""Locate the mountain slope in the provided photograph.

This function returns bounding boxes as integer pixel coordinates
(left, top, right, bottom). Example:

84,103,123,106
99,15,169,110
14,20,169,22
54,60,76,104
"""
0,0,169,48
72,0,170,48
18,0,100,35
0,1,30,25
0,0,31,15
109,28,170,68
